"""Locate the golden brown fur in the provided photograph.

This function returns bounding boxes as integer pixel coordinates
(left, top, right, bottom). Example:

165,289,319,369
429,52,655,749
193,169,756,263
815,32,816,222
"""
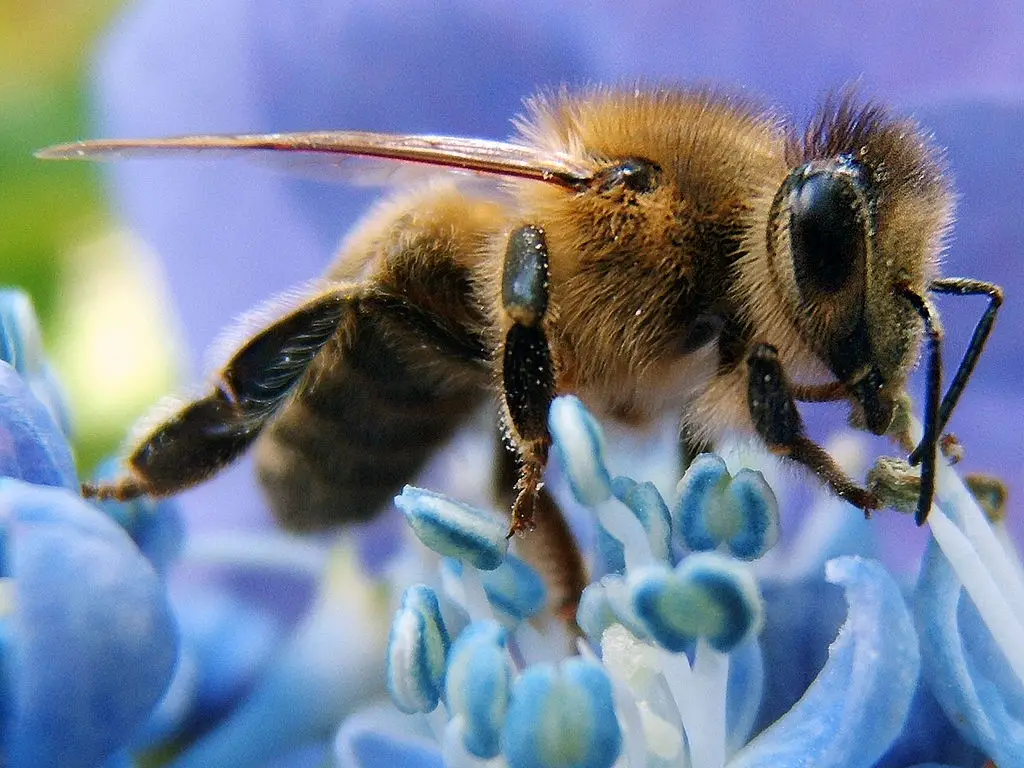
65,85,957,543
503,88,789,427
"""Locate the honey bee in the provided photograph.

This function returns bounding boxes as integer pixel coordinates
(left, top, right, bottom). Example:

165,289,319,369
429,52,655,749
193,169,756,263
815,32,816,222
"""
39,86,1002,537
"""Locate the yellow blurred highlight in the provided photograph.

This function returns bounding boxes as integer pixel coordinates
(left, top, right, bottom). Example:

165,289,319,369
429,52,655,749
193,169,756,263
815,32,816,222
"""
0,0,120,90
51,227,181,444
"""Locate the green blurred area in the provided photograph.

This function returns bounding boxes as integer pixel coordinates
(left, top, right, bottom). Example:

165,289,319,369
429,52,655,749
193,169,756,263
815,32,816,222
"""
0,0,176,470
1,81,104,321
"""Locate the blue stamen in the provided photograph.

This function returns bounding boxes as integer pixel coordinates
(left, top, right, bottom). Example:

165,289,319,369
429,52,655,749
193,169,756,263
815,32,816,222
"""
444,620,512,759
445,554,547,624
549,395,612,506
576,582,618,644
675,454,731,552
502,658,622,768
723,469,779,560
596,574,652,642
395,486,508,571
674,455,779,560
386,584,450,714
630,553,763,653
610,476,673,562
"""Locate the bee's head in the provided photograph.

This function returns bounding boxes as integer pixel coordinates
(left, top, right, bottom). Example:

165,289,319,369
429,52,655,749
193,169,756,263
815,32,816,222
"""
765,96,953,434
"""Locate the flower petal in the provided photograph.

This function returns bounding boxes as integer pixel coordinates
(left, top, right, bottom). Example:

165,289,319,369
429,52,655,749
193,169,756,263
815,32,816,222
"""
0,289,44,378
879,676,987,767
136,588,282,747
91,459,184,575
914,537,1024,764
730,556,920,768
169,547,389,767
0,291,71,436
335,704,442,768
0,363,76,491
1,480,177,767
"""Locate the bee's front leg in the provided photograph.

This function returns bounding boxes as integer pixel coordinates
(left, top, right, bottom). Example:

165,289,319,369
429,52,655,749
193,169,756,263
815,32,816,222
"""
746,343,880,513
500,224,557,536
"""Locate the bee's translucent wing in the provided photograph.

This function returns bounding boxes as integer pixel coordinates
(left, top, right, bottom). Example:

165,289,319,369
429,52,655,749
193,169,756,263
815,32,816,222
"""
36,131,593,189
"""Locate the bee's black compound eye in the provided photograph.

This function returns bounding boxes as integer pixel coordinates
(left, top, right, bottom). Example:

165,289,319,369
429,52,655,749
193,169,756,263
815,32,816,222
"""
596,158,660,193
788,168,867,296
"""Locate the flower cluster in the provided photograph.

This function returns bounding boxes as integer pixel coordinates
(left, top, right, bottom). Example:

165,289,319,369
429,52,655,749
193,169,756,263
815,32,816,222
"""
354,395,1022,767
0,289,178,767
2,283,1024,766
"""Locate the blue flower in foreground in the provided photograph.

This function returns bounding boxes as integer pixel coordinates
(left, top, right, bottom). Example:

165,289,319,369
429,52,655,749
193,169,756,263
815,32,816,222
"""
7,275,1015,766
912,448,1024,765
161,545,390,767
0,290,72,438
90,458,185,576
0,335,178,766
0,359,75,493
0,480,179,767
338,395,1023,768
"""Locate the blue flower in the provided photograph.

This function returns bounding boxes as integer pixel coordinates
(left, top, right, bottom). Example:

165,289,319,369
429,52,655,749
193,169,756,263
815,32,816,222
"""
0,312,178,766
0,480,178,767
89,458,185,575
4,294,1019,766
159,544,391,767
338,396,1018,768
912,447,1024,765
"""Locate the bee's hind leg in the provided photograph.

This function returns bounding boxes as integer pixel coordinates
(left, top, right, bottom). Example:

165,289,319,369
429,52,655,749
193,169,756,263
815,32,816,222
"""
494,437,587,620
499,224,557,536
746,342,880,514
83,287,353,503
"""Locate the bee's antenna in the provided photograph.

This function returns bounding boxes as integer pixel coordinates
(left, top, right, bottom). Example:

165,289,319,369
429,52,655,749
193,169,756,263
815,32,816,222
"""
899,287,942,525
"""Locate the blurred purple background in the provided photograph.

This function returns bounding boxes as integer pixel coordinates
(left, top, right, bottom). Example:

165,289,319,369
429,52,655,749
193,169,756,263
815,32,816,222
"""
89,0,1024,554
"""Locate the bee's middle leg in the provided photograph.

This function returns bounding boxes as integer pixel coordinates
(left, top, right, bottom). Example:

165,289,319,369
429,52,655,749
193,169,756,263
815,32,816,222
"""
500,224,557,535
746,343,879,513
